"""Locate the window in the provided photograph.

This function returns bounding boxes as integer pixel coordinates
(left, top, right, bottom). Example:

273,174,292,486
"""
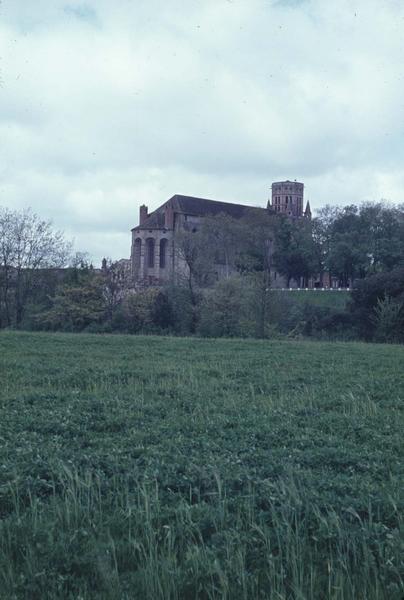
159,238,167,269
146,238,155,268
133,238,141,273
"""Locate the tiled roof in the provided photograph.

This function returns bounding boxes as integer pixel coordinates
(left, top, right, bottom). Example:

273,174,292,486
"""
170,194,258,218
136,211,166,229
132,194,264,230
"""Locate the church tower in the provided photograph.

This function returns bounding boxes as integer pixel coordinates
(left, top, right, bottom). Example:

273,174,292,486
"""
270,180,304,217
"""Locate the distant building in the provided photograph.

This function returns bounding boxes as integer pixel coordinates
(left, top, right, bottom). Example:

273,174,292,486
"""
269,180,311,218
130,183,311,288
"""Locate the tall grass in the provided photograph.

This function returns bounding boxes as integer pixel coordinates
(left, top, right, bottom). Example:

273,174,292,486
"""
0,331,403,598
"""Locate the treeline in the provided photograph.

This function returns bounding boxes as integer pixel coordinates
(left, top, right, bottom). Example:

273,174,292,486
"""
24,264,404,343
1,203,404,342
313,203,404,286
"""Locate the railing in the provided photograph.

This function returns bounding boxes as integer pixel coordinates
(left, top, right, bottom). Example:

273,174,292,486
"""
272,287,352,292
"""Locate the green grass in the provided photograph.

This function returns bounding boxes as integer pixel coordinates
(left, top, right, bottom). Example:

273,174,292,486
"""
0,331,403,599
270,290,350,309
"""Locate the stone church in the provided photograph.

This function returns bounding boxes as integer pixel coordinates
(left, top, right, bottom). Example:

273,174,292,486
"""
130,180,311,288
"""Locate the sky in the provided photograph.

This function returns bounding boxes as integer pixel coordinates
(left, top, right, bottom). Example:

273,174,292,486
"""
1,0,404,263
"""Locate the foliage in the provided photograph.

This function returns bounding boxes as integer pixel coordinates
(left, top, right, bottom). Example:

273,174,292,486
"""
314,202,404,286
0,207,72,327
200,213,244,278
198,276,255,337
0,332,403,598
350,267,404,341
273,215,319,286
123,288,174,334
163,283,196,334
268,291,355,340
371,295,404,343
39,272,106,332
3,202,404,341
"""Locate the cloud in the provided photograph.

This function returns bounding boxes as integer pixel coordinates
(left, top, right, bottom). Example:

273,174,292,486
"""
63,3,99,26
1,0,404,262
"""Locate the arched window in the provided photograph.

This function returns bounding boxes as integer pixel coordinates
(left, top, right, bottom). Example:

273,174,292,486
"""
146,238,155,268
133,238,142,273
160,238,168,269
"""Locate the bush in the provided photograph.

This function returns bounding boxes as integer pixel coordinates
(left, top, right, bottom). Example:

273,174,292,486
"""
371,295,404,343
350,268,404,341
122,289,175,334
267,294,355,340
197,277,255,337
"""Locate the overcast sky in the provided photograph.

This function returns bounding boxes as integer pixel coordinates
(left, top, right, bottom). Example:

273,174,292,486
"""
1,0,404,263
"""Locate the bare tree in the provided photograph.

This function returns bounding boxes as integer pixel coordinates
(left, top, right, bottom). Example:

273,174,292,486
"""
173,227,217,332
201,213,243,278
0,208,15,326
0,207,72,327
101,258,131,322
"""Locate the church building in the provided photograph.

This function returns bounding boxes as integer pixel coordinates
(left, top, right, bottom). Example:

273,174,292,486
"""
130,181,311,288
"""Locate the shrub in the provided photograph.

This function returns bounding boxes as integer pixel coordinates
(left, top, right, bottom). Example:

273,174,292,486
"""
198,277,255,337
350,268,404,341
371,295,404,343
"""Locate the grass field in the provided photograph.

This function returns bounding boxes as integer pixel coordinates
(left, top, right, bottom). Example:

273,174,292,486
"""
269,290,350,310
0,332,403,599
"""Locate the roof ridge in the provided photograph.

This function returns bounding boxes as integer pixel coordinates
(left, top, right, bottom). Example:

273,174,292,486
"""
171,194,257,210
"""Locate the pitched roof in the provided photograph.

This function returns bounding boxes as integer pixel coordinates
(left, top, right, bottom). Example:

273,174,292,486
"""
136,211,166,229
133,194,263,230
170,194,257,218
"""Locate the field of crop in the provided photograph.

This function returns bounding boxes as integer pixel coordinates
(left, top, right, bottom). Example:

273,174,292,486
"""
0,331,403,599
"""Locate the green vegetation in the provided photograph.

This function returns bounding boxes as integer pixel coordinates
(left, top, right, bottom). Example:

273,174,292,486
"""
1,332,403,599
269,290,350,309
2,204,404,342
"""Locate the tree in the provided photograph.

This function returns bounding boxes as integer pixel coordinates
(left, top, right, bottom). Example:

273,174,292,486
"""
273,216,318,287
350,267,404,340
315,202,404,287
123,288,174,333
359,202,404,273
0,208,15,327
371,295,403,343
174,226,216,332
312,205,341,285
101,258,130,323
200,213,243,278
0,207,72,327
236,209,275,337
198,276,255,338
39,271,105,332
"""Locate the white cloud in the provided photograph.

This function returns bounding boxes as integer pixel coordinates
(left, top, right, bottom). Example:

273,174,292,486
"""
1,0,404,262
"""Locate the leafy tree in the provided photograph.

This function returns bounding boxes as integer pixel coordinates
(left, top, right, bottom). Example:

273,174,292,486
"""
174,227,215,332
312,205,341,285
350,267,404,340
123,288,173,333
40,273,106,332
236,209,276,337
315,202,404,286
359,202,404,273
198,276,254,337
0,207,72,327
371,295,403,343
273,216,318,287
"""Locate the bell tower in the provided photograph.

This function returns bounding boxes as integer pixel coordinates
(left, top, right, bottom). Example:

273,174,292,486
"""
270,180,304,217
